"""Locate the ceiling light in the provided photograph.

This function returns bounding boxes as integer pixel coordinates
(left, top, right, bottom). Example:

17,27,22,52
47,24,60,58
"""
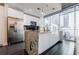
37,8,41,10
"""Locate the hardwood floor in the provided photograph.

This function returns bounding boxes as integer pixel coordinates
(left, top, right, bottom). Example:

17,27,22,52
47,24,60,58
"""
45,40,75,55
0,43,25,55
0,40,75,55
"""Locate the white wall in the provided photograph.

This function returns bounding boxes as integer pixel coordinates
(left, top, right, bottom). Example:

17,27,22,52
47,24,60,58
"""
0,4,8,46
0,5,4,45
24,14,40,26
8,8,24,19
8,8,43,28
39,17,45,27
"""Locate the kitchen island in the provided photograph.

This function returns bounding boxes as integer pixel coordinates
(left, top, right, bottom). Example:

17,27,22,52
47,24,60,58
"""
25,30,60,55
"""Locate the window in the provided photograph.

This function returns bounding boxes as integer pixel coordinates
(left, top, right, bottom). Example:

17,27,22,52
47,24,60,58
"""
76,6,79,36
44,16,51,31
60,15,64,28
45,17,51,26
76,6,79,29
44,13,59,32
64,14,69,28
60,12,74,29
69,12,74,29
60,8,75,41
51,14,59,25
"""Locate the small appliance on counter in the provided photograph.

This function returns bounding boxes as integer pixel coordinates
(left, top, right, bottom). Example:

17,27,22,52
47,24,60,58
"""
24,21,39,31
24,25,39,31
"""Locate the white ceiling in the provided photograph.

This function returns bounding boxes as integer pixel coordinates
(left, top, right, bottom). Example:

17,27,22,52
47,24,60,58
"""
8,3,62,17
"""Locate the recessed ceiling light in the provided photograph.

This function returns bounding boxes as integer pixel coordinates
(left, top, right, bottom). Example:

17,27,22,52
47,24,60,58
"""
52,8,55,10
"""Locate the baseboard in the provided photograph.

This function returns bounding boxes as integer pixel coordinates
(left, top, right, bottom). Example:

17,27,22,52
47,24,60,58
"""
8,41,24,45
65,39,75,42
0,44,3,47
40,40,62,55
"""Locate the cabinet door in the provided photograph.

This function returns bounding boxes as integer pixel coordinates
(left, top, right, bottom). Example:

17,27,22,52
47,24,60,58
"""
38,33,50,54
49,34,53,47
49,32,60,47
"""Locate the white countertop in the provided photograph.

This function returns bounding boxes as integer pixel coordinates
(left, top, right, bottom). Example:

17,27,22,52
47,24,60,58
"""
39,31,51,34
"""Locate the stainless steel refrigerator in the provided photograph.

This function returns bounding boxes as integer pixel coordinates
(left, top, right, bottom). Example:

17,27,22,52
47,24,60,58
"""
7,17,24,45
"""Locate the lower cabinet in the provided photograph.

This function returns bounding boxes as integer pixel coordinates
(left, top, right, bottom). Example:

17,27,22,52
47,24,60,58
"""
38,32,60,54
38,33,50,54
